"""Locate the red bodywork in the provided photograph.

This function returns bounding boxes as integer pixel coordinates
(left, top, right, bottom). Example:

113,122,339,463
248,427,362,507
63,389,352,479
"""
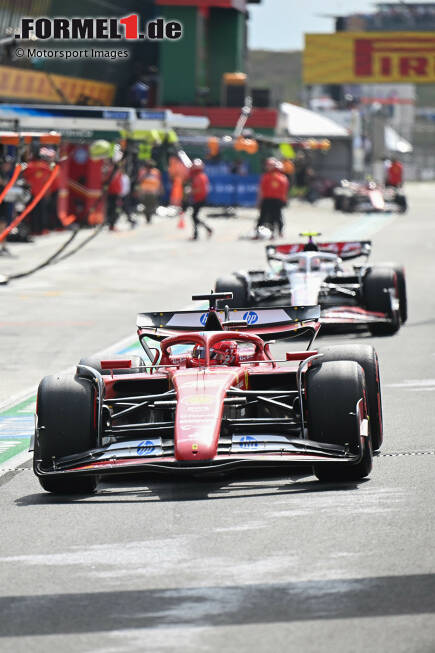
94,330,304,467
34,305,366,479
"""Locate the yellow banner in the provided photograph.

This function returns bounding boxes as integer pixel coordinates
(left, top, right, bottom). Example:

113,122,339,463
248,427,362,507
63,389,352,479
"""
0,66,115,105
304,32,435,84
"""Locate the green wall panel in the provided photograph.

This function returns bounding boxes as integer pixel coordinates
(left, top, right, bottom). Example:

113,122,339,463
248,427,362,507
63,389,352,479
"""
208,9,246,105
159,6,199,105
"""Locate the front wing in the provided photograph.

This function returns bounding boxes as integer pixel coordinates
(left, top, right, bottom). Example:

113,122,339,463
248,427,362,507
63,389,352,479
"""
34,436,362,479
320,306,393,326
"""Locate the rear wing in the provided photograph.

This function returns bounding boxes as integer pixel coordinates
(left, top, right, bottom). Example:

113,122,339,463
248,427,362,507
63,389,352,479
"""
267,241,372,261
137,305,320,341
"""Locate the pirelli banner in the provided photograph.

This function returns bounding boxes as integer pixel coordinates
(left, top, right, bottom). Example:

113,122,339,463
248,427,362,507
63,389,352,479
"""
0,66,115,105
304,32,435,84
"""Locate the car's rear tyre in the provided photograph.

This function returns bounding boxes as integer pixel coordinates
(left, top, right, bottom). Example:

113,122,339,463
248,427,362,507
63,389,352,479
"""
312,345,383,451
333,196,343,211
305,360,373,482
396,193,407,213
215,274,249,308
35,374,98,494
363,267,400,335
342,196,357,213
375,263,407,324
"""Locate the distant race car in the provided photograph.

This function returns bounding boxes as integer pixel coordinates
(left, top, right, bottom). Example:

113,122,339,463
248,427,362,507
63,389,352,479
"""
334,180,407,213
32,291,383,494
215,233,407,336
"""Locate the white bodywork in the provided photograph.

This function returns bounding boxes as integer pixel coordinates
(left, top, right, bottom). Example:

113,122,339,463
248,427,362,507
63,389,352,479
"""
270,251,340,305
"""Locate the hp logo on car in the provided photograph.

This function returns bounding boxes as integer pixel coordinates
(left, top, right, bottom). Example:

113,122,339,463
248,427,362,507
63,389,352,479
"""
243,311,259,325
200,313,208,326
239,436,258,449
137,440,155,456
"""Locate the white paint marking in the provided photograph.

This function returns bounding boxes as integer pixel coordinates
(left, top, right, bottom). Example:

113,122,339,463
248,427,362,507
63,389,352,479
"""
386,379,435,390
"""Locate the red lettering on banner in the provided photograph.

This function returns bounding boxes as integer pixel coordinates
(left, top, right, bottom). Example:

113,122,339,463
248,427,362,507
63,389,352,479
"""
381,57,391,76
35,76,48,96
11,74,22,93
400,57,428,76
24,75,35,95
355,37,435,78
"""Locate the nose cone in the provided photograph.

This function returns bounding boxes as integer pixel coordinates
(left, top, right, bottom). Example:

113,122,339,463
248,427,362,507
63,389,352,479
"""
172,368,240,461
290,272,324,306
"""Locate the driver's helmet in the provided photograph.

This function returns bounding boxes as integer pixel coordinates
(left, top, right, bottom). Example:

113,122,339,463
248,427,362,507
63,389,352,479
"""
265,157,279,172
311,256,321,270
213,341,239,366
191,158,204,171
191,341,239,366
298,257,308,271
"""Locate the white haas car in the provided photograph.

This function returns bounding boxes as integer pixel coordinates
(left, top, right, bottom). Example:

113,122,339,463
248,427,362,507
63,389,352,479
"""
215,232,407,336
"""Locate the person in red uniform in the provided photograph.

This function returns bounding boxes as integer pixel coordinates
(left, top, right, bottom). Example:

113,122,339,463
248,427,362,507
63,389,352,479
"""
257,158,289,237
106,166,123,231
23,154,52,234
189,159,212,240
386,158,404,188
39,148,63,230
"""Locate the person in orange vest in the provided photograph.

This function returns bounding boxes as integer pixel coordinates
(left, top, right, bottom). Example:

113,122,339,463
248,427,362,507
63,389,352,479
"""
281,158,295,186
136,159,162,223
386,158,404,188
23,153,52,234
257,158,289,238
189,159,212,240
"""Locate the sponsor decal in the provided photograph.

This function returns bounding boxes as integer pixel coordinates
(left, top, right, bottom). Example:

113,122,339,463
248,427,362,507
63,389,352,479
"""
15,16,182,42
239,435,258,449
183,394,214,406
304,32,435,84
243,311,259,325
73,147,89,165
137,440,155,456
0,65,115,104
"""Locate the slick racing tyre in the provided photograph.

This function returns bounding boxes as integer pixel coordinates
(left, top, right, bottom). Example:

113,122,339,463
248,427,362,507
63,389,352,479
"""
312,345,383,451
396,193,407,214
363,267,400,335
305,360,373,482
375,263,407,324
35,374,98,494
215,274,249,308
342,196,357,213
78,355,145,377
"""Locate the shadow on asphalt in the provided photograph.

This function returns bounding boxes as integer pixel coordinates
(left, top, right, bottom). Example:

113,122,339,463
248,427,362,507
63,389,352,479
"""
17,473,369,506
0,573,434,636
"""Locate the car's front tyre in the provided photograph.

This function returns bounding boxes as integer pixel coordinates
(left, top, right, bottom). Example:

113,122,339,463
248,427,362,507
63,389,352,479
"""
34,374,98,494
305,360,373,482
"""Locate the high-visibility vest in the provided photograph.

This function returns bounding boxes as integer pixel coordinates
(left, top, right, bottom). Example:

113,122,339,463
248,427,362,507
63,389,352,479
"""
138,168,161,194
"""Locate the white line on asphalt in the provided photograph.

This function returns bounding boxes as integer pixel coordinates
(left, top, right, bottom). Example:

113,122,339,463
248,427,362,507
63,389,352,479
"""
331,213,398,241
386,379,435,390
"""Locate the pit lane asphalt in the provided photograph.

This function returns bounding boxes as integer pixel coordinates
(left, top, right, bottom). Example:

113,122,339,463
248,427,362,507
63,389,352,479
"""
0,186,434,652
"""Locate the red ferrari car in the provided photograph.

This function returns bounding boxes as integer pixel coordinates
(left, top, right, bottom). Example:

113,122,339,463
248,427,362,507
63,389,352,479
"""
32,292,383,494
